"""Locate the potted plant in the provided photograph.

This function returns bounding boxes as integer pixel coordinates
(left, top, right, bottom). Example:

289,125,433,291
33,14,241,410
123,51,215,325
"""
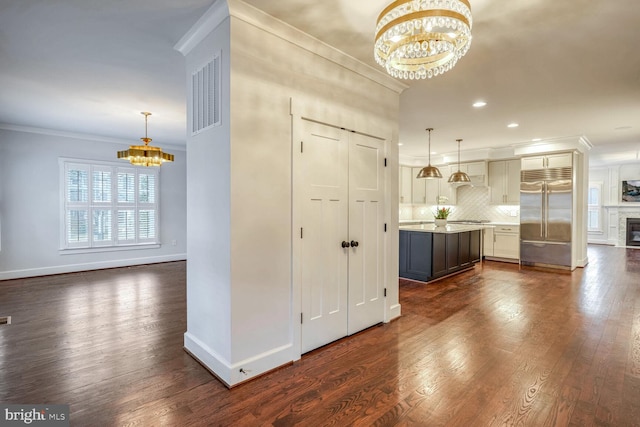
434,207,450,227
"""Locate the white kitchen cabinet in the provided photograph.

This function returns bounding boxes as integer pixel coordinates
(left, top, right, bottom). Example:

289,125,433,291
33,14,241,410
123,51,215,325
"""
492,225,520,260
399,166,413,204
412,167,427,204
488,159,520,204
411,165,456,205
484,225,519,262
521,152,572,170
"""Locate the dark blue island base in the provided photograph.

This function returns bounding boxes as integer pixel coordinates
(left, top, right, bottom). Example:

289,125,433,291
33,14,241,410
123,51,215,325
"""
399,227,481,283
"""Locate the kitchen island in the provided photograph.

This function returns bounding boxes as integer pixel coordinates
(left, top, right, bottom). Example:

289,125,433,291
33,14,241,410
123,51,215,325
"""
399,223,483,282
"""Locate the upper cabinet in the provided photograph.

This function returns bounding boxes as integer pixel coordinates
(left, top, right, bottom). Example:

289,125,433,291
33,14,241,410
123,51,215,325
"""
521,152,572,170
489,159,520,204
412,167,428,204
399,165,412,204
411,165,457,205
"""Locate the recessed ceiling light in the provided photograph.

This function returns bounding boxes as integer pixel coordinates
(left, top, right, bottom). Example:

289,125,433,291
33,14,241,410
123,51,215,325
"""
507,123,519,128
473,101,487,108
398,143,403,146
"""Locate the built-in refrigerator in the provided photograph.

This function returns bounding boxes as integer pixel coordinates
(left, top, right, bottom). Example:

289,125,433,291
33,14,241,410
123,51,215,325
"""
520,167,572,268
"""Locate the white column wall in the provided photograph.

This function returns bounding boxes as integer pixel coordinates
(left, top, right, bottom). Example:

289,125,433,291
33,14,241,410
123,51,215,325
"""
182,18,235,379
180,0,402,386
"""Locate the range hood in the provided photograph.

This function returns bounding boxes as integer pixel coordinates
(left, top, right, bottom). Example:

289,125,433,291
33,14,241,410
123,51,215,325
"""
448,161,488,187
450,174,486,187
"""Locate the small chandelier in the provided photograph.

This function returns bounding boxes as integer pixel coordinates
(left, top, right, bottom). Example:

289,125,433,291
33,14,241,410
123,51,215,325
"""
117,112,174,167
416,128,442,179
448,138,471,183
374,0,473,80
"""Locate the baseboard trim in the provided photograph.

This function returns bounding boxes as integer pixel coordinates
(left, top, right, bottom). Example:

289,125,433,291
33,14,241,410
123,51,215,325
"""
387,303,401,322
0,254,187,281
184,331,294,387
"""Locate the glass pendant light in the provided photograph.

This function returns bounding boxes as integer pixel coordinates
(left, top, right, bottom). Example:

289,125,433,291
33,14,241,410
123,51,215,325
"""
448,139,471,183
416,128,443,179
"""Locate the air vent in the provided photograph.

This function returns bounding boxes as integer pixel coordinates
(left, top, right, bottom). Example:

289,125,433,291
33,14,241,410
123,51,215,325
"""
0,316,11,325
521,167,572,182
191,54,221,135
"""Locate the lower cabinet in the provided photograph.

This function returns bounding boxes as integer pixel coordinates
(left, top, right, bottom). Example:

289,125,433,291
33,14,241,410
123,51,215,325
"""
400,229,481,282
484,225,520,262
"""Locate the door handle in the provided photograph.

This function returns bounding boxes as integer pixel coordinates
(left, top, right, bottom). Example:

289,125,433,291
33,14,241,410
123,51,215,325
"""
350,240,359,248
341,241,350,248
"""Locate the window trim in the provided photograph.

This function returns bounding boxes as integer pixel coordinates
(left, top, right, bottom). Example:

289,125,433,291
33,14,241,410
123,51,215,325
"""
59,157,161,252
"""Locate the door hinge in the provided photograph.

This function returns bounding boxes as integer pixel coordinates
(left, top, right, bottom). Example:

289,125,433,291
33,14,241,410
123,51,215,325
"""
384,223,387,232
384,288,387,297
384,158,388,167
301,228,303,239
300,313,303,324
301,141,304,153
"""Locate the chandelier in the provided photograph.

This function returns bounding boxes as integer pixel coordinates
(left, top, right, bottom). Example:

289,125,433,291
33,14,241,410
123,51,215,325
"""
117,112,174,167
374,0,473,80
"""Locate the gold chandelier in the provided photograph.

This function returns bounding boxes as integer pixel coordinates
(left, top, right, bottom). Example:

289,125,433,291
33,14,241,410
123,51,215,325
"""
117,112,174,167
374,0,473,80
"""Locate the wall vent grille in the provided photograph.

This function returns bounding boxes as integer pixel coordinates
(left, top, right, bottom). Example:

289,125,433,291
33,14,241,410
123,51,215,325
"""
191,54,221,135
0,316,11,325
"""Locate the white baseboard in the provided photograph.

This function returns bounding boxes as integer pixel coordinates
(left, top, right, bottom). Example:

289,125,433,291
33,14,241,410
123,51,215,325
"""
0,254,187,281
184,331,294,387
387,303,401,322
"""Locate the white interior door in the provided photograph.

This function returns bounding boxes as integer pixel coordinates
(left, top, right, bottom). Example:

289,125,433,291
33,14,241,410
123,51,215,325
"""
299,119,349,353
298,119,385,354
347,132,385,334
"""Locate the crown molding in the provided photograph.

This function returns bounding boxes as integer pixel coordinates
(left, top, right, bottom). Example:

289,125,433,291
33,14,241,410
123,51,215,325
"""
174,0,230,56
174,0,407,94
511,135,592,156
0,123,186,151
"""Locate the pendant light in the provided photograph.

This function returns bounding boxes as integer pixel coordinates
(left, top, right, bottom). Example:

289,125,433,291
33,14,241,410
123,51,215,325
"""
117,112,174,167
448,139,471,183
416,128,443,179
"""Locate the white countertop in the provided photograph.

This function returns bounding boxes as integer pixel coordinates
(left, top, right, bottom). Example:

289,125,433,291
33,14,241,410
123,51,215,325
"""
399,220,519,227
399,223,487,233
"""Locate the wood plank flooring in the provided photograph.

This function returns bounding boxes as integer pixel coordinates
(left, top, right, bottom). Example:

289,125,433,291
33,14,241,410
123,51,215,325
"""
1,245,640,426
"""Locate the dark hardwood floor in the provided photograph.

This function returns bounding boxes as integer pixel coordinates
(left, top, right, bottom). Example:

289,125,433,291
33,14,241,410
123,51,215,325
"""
1,245,640,426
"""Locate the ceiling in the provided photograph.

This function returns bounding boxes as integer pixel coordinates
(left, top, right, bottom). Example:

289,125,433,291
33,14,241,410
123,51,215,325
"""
1,0,639,165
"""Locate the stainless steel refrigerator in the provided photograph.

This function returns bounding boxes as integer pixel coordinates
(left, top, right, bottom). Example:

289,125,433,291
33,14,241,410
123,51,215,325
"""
520,167,573,268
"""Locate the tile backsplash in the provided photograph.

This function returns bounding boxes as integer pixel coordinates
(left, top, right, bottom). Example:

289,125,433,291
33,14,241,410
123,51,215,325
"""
400,185,520,223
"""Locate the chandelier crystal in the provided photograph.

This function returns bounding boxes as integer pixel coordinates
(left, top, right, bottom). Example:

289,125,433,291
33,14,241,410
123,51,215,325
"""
117,112,174,167
374,0,473,80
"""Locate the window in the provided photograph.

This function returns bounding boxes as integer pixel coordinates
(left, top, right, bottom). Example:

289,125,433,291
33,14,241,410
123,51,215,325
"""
588,181,603,233
60,159,159,250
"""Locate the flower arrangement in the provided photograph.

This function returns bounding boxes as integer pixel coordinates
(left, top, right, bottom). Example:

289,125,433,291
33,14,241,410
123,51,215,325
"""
434,207,451,219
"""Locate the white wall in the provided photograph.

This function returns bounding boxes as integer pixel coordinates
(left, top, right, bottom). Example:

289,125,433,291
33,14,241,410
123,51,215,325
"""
0,128,187,280
179,0,402,387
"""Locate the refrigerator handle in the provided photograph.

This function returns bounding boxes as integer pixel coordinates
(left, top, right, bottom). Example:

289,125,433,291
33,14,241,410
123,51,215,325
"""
543,182,548,239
